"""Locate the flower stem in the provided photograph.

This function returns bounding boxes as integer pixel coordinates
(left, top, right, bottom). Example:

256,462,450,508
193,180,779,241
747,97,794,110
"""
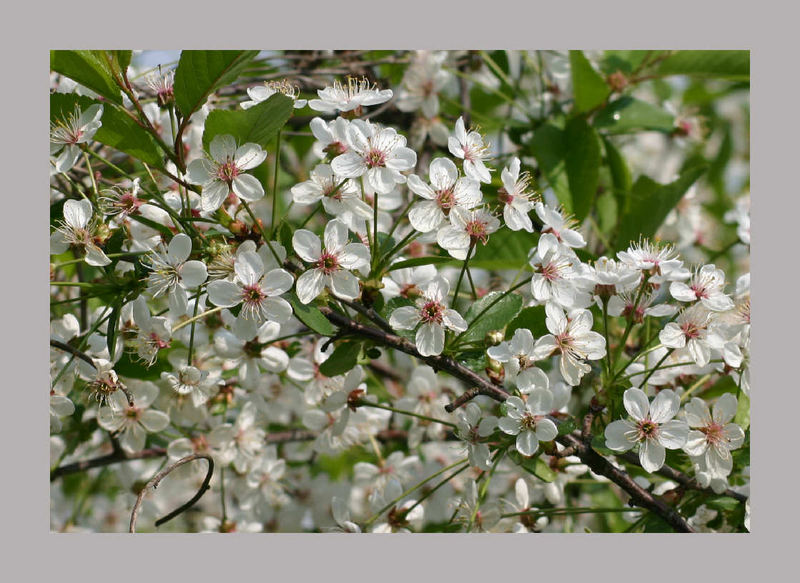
356,400,456,429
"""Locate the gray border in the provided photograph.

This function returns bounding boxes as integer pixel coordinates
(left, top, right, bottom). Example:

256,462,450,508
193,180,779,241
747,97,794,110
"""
7,0,794,579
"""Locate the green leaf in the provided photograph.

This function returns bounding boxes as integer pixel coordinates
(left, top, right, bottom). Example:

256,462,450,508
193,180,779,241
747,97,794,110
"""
556,417,578,436
460,292,524,343
106,301,121,361
603,136,633,213
386,256,455,272
564,117,602,221
706,496,741,512
470,229,537,270
202,93,294,151
656,50,750,80
278,222,294,255
569,51,611,113
614,164,708,250
319,341,361,377
734,391,750,431
601,50,655,75
50,93,164,167
530,122,571,211
594,97,675,134
50,50,123,104
506,306,548,340
288,293,337,336
508,450,557,482
173,50,259,118
114,350,172,381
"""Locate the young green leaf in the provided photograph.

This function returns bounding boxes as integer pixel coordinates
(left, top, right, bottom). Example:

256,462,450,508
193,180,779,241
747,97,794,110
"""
202,93,294,150
569,50,611,113
460,291,524,344
564,117,602,221
288,293,337,337
50,50,123,104
173,50,259,118
319,341,361,377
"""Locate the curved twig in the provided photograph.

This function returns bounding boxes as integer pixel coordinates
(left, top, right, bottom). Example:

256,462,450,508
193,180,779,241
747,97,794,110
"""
129,453,214,533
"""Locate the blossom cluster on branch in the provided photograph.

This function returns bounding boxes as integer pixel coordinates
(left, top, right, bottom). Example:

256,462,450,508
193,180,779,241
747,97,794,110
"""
50,49,750,533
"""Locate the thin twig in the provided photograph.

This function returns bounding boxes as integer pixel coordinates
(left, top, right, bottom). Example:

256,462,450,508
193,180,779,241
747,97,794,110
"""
129,453,214,532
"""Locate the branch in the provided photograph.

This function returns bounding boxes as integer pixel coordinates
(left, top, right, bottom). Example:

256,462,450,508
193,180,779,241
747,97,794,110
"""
557,432,695,532
129,453,214,533
50,447,166,481
317,306,510,410
619,451,748,503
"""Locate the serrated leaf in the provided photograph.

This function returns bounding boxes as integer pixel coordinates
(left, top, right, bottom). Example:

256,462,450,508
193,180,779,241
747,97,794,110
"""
50,93,164,167
202,93,294,151
656,50,749,80
50,50,123,104
614,165,707,250
594,97,675,134
460,291,523,343
569,51,611,113
319,341,361,377
564,117,601,221
278,222,294,254
173,50,259,118
288,293,336,336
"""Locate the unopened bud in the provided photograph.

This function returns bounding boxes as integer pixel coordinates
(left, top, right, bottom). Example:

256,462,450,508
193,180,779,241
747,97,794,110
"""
485,330,504,346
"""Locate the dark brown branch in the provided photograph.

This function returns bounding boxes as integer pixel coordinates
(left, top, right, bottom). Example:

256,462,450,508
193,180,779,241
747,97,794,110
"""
619,451,748,503
50,447,166,481
558,432,694,532
129,453,214,533
317,306,510,410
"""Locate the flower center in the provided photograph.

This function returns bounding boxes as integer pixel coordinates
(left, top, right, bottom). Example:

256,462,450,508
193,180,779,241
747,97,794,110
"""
216,160,240,183
465,219,489,244
699,422,725,446
365,148,386,168
435,187,456,211
520,412,538,430
681,321,703,339
636,419,659,440
419,300,444,324
316,251,340,275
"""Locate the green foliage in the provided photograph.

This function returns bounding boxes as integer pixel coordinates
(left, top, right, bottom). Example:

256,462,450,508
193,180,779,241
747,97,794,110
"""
564,117,602,221
614,164,708,250
530,121,571,210
319,341,362,377
735,391,750,431
173,50,260,118
594,97,675,134
288,293,337,336
459,291,524,344
569,50,611,113
656,50,750,80
202,93,294,150
508,450,557,482
506,305,548,340
50,50,124,104
471,229,537,270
